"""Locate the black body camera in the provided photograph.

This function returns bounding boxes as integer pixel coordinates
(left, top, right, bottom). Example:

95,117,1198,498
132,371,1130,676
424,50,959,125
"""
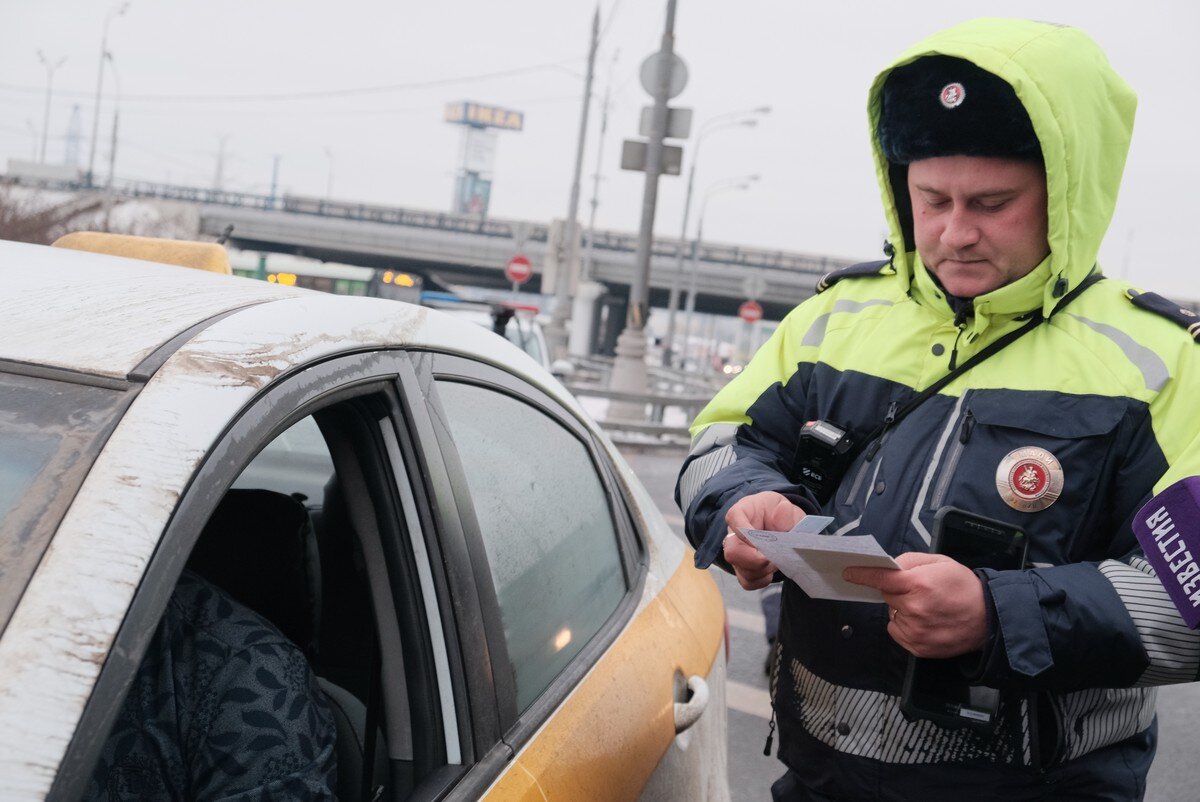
794,419,856,502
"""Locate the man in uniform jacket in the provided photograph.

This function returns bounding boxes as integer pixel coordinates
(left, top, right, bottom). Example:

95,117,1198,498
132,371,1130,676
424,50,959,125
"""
678,18,1200,801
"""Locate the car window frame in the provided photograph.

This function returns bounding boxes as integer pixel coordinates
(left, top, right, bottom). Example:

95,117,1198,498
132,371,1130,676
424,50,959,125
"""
417,351,648,762
49,350,487,802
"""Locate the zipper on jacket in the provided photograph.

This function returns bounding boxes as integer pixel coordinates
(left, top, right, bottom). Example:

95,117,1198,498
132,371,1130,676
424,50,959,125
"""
930,408,973,510
763,636,781,756
947,303,972,370
958,408,976,443
863,401,899,462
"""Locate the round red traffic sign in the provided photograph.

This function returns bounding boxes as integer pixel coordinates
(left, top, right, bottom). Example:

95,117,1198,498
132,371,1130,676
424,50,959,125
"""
505,254,533,284
738,299,763,323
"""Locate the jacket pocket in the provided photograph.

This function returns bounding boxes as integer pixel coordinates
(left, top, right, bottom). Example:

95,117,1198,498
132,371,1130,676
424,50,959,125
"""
927,391,1125,564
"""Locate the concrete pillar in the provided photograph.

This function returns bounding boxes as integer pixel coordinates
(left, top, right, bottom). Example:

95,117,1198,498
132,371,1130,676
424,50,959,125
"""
568,280,605,357
607,327,650,420
597,296,627,356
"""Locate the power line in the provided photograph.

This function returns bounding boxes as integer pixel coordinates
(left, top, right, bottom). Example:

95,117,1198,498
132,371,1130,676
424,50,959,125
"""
0,59,583,105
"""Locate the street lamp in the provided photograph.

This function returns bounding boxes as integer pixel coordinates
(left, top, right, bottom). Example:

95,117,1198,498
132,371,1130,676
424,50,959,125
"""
87,1,130,186
104,51,121,189
681,174,759,371
36,50,66,164
662,105,769,367
323,147,334,200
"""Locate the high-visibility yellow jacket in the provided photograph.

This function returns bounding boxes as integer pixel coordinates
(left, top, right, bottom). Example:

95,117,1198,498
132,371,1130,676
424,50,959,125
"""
678,18,1200,798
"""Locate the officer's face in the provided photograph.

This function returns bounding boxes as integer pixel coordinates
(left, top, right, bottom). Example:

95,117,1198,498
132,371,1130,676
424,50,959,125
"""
908,155,1049,299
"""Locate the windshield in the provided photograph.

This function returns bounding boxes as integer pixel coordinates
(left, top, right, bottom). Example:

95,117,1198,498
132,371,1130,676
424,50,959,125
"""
504,317,546,367
0,371,129,631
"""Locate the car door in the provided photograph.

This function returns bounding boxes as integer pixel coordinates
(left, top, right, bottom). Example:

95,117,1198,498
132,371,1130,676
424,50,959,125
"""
48,349,487,801
410,351,726,800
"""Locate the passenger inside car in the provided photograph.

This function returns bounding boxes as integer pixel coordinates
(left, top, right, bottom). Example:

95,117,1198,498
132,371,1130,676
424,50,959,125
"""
83,567,338,800
195,421,398,801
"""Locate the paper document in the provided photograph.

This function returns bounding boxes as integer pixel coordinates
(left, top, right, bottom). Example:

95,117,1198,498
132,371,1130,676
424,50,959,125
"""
737,516,899,603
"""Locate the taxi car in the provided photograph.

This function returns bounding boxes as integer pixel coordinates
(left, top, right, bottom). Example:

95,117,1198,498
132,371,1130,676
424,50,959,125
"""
0,236,728,801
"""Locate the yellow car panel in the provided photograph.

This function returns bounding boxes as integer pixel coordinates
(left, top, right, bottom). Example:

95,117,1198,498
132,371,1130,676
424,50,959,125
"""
484,556,725,800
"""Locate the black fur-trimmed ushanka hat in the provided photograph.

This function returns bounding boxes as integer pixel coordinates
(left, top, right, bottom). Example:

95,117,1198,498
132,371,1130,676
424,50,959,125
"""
877,55,1042,165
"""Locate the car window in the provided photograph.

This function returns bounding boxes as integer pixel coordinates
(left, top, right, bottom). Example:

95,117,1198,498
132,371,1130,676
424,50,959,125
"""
434,380,626,711
232,416,334,503
0,371,128,631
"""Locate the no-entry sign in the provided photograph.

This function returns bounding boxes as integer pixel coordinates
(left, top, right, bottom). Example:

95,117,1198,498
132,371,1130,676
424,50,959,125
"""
738,299,763,323
505,254,533,284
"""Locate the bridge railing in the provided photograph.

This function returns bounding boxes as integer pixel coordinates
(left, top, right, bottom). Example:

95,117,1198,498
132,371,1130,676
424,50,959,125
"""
2,172,848,277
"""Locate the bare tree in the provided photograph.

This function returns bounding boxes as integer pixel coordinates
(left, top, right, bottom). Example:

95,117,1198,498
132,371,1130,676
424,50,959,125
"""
0,183,199,244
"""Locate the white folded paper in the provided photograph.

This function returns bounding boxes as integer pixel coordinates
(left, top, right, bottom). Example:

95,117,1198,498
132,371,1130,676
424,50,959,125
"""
736,516,899,603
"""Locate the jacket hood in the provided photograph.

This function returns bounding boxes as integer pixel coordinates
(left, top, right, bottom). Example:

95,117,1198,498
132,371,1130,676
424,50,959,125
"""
868,18,1137,319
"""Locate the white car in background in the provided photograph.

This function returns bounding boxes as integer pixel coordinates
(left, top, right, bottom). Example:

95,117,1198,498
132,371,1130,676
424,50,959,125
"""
421,295,571,379
0,235,727,801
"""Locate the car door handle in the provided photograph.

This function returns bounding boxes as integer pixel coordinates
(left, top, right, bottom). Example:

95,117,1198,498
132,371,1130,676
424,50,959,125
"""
673,675,710,734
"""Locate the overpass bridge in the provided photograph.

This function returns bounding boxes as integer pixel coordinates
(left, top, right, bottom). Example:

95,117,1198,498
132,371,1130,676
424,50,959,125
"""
4,175,860,321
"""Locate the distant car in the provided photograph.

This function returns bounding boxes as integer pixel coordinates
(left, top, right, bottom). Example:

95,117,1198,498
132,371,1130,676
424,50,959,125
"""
421,295,570,378
0,236,727,801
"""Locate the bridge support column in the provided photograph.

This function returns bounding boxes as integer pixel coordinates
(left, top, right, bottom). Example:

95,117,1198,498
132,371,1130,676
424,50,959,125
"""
607,327,649,421
596,295,626,356
568,280,605,357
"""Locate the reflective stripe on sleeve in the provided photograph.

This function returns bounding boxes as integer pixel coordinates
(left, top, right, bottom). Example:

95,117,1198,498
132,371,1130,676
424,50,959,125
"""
1099,557,1200,685
678,423,740,513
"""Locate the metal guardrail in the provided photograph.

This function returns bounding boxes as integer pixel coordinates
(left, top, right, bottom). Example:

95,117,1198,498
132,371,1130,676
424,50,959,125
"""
565,381,709,448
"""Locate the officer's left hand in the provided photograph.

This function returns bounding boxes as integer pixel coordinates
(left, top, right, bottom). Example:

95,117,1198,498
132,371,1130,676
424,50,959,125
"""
842,553,986,659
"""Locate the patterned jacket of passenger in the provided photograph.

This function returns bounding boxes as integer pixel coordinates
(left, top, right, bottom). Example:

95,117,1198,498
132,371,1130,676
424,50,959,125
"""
86,571,337,801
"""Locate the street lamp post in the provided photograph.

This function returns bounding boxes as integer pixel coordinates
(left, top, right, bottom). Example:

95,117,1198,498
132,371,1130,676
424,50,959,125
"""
682,175,758,370
607,0,678,420
104,51,121,190
546,6,600,361
36,50,66,165
323,147,334,200
662,105,769,367
102,51,122,231
87,1,129,187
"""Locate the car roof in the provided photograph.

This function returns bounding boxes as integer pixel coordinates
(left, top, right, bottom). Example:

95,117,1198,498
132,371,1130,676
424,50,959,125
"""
0,240,556,388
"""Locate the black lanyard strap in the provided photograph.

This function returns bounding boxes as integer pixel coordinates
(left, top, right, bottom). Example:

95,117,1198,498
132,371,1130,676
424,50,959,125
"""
859,272,1103,461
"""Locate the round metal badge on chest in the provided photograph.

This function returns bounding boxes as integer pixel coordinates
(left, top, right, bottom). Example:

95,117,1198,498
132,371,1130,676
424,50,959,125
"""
996,447,1064,512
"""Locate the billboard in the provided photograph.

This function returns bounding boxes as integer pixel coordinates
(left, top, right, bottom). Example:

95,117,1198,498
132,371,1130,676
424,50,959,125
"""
444,102,525,131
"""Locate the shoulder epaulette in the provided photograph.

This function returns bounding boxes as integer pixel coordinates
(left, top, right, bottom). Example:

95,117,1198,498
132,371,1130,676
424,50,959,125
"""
1127,289,1200,342
815,259,891,294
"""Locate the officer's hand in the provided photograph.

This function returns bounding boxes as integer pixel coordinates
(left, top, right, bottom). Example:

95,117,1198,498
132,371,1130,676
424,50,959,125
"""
723,492,806,591
842,553,987,658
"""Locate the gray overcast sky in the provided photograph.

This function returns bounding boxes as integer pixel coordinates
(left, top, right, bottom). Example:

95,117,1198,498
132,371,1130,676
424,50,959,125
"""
3,1,1199,298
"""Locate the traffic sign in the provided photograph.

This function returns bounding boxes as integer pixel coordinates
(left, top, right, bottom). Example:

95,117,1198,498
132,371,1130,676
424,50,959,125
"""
505,254,533,284
620,140,684,176
742,273,768,300
738,300,764,323
639,53,689,99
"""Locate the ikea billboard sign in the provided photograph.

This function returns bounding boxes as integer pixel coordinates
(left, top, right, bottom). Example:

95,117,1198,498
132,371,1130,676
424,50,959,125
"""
444,102,525,132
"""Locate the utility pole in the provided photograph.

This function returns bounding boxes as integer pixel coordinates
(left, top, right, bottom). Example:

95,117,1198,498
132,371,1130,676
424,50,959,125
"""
582,49,619,286
268,154,281,210
37,51,66,164
569,48,620,357
608,0,678,419
662,106,769,366
546,6,599,361
323,146,334,200
87,2,129,186
103,105,120,232
213,135,230,191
